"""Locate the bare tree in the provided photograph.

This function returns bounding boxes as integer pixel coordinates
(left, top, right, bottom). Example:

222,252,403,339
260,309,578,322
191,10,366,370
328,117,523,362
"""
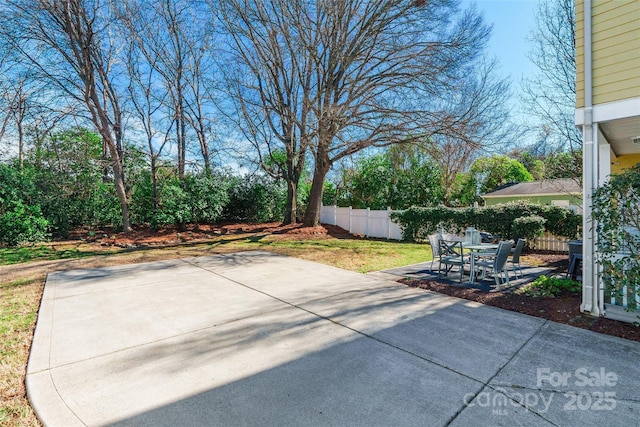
5,0,133,231
0,45,31,161
423,59,514,205
219,0,506,226
121,0,217,179
124,25,173,219
180,5,219,175
218,0,315,224
521,0,580,153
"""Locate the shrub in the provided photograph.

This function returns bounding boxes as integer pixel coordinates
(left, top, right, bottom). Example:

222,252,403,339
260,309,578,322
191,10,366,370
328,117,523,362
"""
0,164,50,245
222,175,286,223
0,200,50,246
512,215,546,242
390,202,581,242
182,174,229,224
592,164,640,311
518,275,582,298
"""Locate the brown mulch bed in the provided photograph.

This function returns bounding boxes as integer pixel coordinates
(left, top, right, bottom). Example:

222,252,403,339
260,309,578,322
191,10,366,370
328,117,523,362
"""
65,222,353,247
400,256,640,343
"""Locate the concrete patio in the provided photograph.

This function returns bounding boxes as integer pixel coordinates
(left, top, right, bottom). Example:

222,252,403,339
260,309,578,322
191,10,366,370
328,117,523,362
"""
27,251,640,426
382,261,557,292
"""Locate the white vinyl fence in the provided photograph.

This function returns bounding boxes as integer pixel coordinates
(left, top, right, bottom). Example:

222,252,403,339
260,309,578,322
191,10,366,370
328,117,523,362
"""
321,205,575,251
320,205,403,240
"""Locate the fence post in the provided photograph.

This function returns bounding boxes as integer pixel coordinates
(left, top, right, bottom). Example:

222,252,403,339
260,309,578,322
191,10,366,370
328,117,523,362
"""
333,205,337,226
365,208,370,237
387,207,391,239
349,206,352,233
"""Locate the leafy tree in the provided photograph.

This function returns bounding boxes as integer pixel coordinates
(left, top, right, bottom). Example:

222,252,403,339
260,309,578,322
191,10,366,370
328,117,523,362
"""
515,151,545,180
448,172,479,207
338,146,442,210
7,0,133,231
0,163,49,245
28,129,119,234
513,149,582,181
468,155,534,200
543,150,582,180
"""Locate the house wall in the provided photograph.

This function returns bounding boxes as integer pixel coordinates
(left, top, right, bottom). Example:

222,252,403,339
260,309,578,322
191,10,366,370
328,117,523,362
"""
576,0,640,108
483,195,582,207
611,153,640,174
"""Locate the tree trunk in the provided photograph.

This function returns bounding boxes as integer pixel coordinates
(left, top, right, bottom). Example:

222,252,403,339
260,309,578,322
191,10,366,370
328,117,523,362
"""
151,156,159,216
110,154,132,232
303,162,330,227
200,136,211,176
17,117,23,171
283,180,298,225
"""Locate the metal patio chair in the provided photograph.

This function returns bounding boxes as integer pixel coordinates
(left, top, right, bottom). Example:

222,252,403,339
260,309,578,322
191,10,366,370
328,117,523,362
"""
428,234,442,272
473,240,514,290
438,239,467,283
508,238,526,279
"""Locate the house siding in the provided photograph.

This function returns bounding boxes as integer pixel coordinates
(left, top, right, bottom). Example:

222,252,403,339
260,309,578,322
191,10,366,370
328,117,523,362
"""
612,153,640,174
483,195,582,207
576,0,585,108
576,0,640,108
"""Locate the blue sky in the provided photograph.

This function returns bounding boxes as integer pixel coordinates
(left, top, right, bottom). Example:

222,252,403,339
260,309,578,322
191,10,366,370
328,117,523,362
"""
469,0,540,142
473,0,538,85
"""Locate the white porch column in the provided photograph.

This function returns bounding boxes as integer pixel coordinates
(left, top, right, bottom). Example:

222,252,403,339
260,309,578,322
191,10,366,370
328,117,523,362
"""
595,131,611,315
581,114,598,315
581,0,598,315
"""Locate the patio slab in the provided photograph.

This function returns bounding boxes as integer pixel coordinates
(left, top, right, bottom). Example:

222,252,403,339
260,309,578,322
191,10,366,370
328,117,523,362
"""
382,261,556,291
27,251,640,426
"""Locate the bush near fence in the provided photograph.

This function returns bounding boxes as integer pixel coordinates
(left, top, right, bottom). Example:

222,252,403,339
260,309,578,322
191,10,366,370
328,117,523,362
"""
389,202,581,245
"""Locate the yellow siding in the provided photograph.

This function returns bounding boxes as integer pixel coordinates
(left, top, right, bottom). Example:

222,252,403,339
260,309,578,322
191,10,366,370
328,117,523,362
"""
612,154,640,174
592,45,639,68
576,0,640,108
592,0,638,17
591,0,640,105
576,0,584,108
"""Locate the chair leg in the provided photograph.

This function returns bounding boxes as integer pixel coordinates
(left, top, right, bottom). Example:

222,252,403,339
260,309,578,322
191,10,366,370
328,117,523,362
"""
517,263,523,278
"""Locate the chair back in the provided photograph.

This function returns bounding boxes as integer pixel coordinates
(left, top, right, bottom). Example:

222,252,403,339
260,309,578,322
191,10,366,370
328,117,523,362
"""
442,232,462,242
568,241,582,259
439,239,463,258
512,238,526,263
428,234,441,257
493,241,514,272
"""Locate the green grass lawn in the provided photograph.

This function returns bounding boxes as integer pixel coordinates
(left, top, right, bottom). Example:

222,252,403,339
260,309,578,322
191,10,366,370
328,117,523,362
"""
210,235,430,273
0,244,116,265
1,235,430,272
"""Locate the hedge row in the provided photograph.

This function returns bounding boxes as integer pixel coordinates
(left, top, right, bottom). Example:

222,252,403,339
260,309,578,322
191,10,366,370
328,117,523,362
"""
390,202,582,243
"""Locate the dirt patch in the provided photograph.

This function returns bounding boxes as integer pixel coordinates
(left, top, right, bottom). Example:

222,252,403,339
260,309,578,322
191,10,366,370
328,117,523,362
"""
66,222,352,247
400,263,640,344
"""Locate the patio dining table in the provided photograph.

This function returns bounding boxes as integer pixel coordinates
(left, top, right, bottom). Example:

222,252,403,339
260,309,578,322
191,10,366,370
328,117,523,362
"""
463,243,499,284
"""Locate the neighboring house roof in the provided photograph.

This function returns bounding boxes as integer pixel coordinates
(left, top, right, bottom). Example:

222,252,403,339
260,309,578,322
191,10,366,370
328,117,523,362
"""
482,178,582,198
